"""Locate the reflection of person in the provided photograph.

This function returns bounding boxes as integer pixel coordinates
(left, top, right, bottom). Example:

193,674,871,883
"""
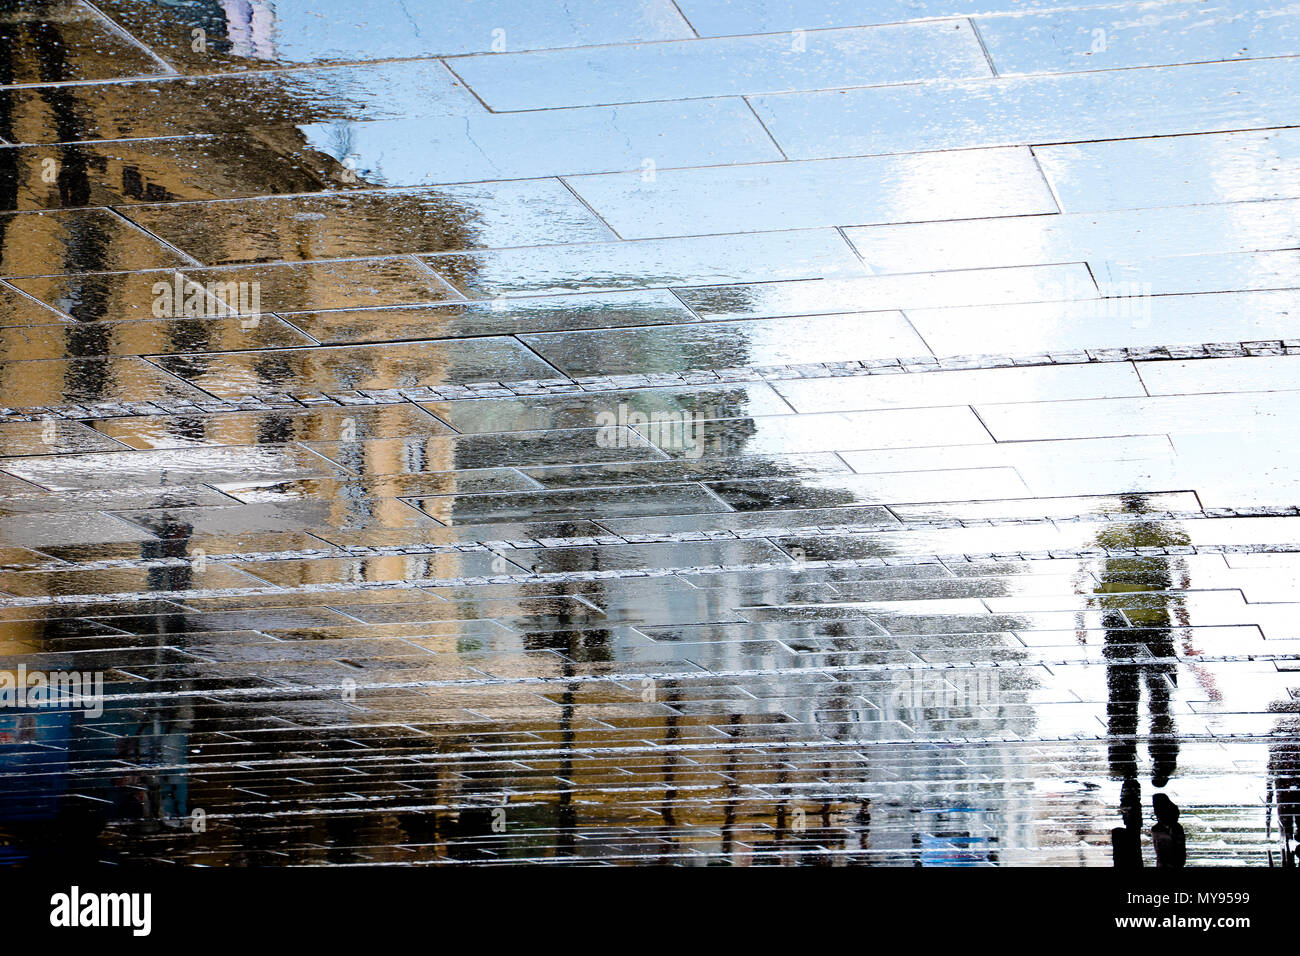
1076,495,1189,788
1111,778,1143,868
1151,793,1186,868
1266,700,1300,867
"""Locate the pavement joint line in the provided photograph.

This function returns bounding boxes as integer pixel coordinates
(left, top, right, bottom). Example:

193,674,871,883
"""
8,507,1298,576
24,729,1296,790
35,654,1300,708
2,339,1295,422
4,541,1298,607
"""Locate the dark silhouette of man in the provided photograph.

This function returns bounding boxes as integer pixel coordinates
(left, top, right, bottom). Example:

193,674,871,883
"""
1151,793,1186,868
1112,778,1144,868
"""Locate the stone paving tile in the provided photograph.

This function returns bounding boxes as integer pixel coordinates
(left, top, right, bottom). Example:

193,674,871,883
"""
1096,249,1300,297
0,0,1296,870
673,0,1169,35
905,290,1300,355
842,199,1300,274
567,148,1056,238
422,230,870,297
1033,128,1300,211
8,259,463,321
96,0,695,72
520,313,930,376
775,362,1146,412
451,21,992,111
284,289,697,345
290,99,785,187
752,58,1296,158
0,135,328,208
2,60,483,144
0,0,172,84
976,2,1300,74
121,182,617,266
0,207,192,275
151,338,561,399
0,313,317,359
0,354,208,407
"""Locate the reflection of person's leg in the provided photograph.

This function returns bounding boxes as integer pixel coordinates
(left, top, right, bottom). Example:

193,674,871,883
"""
1280,779,1299,867
1143,620,1179,787
1105,613,1140,779
1146,664,1179,787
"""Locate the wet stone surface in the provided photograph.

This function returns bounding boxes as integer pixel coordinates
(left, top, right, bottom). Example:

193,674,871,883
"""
0,0,1297,868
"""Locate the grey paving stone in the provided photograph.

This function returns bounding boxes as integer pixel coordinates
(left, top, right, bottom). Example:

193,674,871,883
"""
452,20,992,111
752,57,1298,158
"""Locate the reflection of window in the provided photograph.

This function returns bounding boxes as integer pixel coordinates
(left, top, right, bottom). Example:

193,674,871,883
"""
221,0,277,60
402,438,426,474
122,166,143,199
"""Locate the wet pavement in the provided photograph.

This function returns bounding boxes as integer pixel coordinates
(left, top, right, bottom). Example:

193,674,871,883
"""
0,0,1297,867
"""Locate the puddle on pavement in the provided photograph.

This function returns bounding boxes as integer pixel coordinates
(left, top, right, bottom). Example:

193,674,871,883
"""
0,0,1295,870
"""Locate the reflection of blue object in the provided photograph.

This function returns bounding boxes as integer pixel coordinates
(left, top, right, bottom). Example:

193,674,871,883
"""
0,709,71,821
919,807,994,867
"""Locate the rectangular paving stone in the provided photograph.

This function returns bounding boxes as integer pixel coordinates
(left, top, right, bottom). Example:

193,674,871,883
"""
1136,354,1300,396
0,0,172,83
776,363,1147,412
0,208,192,276
520,312,929,376
2,443,346,491
977,391,1300,441
510,539,793,573
843,199,1300,275
422,230,869,297
229,553,504,587
452,20,991,111
679,407,993,458
9,259,462,322
292,98,783,187
423,382,791,434
283,290,697,345
518,452,853,489
98,0,694,72
0,355,208,409
0,135,331,209
408,484,728,525
677,264,1094,319
601,504,899,534
89,403,451,450
708,467,1029,510
567,148,1056,238
0,417,127,455
907,289,1300,356
752,58,1298,158
110,497,442,536
1034,128,1300,212
0,563,263,598
976,3,1300,74
672,0,1141,35
151,338,560,399
1094,249,1300,297
10,314,316,359
2,60,485,144
304,429,666,473
121,181,615,267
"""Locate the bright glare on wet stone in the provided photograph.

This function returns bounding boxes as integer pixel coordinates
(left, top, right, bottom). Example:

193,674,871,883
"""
0,0,1296,871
